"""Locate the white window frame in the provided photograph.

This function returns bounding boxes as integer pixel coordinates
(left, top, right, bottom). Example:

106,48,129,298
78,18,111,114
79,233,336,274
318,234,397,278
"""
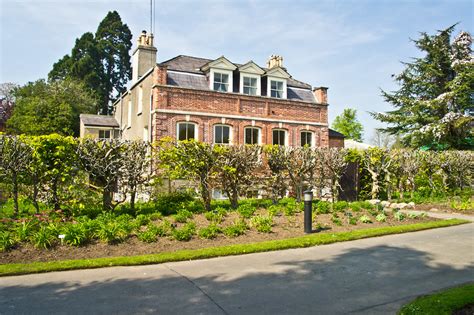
244,127,261,145
300,131,314,147
137,86,143,115
177,122,198,141
240,73,261,96
213,124,232,145
272,129,287,146
210,69,233,93
267,77,287,99
127,100,132,128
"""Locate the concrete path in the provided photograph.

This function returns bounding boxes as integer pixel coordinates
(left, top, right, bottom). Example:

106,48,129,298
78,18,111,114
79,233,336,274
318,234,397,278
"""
1,221,473,314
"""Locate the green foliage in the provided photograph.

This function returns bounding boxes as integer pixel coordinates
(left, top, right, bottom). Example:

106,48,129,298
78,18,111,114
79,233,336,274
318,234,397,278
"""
376,213,387,222
137,224,160,243
49,11,132,114
250,215,273,233
394,211,405,221
174,209,193,223
315,201,331,214
32,225,57,249
268,205,284,217
348,217,358,225
62,222,90,246
0,231,16,252
358,215,372,224
398,283,474,315
14,221,36,242
407,212,426,219
155,220,173,237
373,26,474,149
204,208,226,223
223,220,248,237
237,204,257,218
332,108,364,141
96,219,128,244
152,191,196,215
7,79,97,136
172,222,196,241
149,212,163,221
333,201,349,212
331,214,343,226
198,224,222,239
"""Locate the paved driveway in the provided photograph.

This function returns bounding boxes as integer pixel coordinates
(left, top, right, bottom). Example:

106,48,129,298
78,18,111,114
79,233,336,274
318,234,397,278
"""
1,221,473,314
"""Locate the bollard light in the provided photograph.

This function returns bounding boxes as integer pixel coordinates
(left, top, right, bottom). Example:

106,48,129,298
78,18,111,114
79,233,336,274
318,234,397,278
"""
304,190,313,234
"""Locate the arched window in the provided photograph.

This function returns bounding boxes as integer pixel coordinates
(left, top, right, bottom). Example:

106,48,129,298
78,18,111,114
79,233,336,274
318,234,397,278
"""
272,129,287,146
300,131,313,147
214,124,231,144
177,122,197,141
244,127,260,145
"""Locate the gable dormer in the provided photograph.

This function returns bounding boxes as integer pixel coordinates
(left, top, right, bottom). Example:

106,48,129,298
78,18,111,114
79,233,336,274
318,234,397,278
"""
201,56,237,93
238,61,265,96
264,56,291,99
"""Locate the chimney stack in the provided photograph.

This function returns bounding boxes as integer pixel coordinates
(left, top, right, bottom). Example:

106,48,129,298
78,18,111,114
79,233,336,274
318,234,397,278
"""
132,30,157,83
313,87,328,104
267,55,283,68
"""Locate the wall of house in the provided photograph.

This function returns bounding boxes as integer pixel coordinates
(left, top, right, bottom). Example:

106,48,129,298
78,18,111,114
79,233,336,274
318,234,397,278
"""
114,74,154,141
150,66,329,146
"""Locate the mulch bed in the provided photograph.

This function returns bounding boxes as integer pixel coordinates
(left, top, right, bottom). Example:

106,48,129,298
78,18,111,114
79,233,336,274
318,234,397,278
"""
415,203,474,215
1,208,436,265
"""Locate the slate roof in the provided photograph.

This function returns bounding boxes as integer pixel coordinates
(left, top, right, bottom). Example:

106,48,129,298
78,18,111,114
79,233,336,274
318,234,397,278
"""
80,114,119,127
329,129,345,138
159,55,315,100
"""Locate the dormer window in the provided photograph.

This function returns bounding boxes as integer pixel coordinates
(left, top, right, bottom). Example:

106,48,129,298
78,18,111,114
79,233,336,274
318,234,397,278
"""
243,77,258,95
213,72,229,92
270,80,284,98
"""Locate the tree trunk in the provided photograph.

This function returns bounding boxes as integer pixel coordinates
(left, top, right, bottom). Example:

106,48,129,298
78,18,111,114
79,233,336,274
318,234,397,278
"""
200,180,211,212
230,186,239,209
103,186,113,211
295,183,302,203
33,181,39,214
130,189,136,212
52,179,60,211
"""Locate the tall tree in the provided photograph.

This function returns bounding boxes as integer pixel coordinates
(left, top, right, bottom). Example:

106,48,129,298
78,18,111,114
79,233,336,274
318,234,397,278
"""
95,11,132,114
0,83,18,131
48,11,132,114
332,108,364,142
372,25,474,150
7,79,97,136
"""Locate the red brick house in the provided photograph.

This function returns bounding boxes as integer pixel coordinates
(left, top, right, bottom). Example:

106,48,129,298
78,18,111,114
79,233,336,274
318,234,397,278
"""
80,31,342,147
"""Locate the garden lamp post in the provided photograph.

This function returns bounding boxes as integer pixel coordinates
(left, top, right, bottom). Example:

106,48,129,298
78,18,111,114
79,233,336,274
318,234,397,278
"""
304,189,313,234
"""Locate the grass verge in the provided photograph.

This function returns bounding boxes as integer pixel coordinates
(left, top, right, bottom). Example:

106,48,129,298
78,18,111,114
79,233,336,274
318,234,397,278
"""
398,282,474,315
0,219,469,277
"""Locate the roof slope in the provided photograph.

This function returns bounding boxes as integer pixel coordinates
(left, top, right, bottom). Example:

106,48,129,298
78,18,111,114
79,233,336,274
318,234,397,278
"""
160,55,312,89
80,114,119,127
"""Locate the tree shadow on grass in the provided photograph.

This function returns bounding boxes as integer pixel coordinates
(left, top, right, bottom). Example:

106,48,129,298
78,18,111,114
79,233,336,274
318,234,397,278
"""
1,245,473,315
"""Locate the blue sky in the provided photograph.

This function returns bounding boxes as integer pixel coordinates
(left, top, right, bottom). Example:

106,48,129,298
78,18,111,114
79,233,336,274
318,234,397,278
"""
1,0,472,141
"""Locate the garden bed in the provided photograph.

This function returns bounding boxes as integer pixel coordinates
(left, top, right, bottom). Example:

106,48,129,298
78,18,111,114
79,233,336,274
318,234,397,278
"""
1,204,437,265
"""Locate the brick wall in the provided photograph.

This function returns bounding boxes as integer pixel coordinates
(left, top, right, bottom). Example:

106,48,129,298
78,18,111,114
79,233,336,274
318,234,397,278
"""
329,137,344,148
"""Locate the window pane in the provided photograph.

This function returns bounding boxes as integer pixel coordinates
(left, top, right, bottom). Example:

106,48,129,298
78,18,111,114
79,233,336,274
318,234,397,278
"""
221,73,229,84
215,73,221,82
243,87,250,95
244,77,250,86
252,128,258,144
245,128,259,144
301,132,312,146
277,81,283,90
187,124,195,140
222,126,230,143
215,126,222,143
250,78,257,87
271,81,277,89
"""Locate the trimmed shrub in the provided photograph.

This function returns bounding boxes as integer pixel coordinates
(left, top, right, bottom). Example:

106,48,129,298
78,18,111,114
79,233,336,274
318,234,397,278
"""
63,222,90,246
250,215,273,233
198,224,222,239
174,209,193,223
358,215,372,224
333,201,349,212
172,222,196,241
376,213,387,222
0,231,16,252
237,204,257,219
315,201,331,214
223,220,248,237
